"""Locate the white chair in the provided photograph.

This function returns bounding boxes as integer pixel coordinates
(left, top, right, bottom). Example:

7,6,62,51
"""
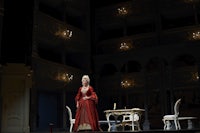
66,106,75,132
119,112,141,131
162,98,181,130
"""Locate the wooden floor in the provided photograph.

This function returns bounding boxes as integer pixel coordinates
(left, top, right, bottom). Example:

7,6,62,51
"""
32,124,200,133
32,129,200,133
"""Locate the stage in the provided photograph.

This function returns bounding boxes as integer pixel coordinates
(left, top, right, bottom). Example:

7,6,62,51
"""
33,122,200,133
31,128,200,133
32,130,200,133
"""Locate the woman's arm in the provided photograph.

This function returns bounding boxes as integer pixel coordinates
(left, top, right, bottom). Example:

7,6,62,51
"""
88,86,98,104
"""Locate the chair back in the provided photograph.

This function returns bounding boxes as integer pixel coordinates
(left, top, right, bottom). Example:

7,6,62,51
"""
66,106,73,121
174,99,181,116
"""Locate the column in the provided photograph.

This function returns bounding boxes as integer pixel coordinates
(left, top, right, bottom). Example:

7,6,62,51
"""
30,63,38,131
0,0,3,60
168,64,175,113
160,60,167,115
0,65,3,130
30,83,37,131
84,0,92,71
1,64,32,133
142,70,150,130
197,59,200,103
32,0,39,57
154,0,162,45
192,1,199,25
0,3,3,130
63,89,67,130
24,70,32,133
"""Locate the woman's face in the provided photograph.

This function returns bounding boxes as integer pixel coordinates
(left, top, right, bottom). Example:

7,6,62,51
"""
82,78,88,86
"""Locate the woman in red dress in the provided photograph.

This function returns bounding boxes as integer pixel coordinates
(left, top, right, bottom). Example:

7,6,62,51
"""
73,75,100,132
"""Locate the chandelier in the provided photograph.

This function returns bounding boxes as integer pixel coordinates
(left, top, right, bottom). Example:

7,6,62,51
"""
117,7,128,16
121,79,134,88
55,28,73,40
55,72,73,82
191,72,199,81
119,42,133,51
192,31,200,40
120,42,129,51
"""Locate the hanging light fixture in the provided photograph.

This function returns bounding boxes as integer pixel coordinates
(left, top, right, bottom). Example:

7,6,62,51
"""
120,42,130,51
55,28,73,40
119,41,133,51
192,31,200,40
121,79,134,88
191,72,199,81
117,6,128,16
55,72,73,82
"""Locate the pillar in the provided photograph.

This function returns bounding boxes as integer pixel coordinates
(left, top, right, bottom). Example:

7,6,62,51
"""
142,70,150,130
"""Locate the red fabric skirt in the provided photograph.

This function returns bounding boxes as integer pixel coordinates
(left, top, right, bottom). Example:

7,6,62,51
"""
73,98,100,132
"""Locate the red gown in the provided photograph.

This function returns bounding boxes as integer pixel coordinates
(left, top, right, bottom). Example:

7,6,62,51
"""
73,86,100,132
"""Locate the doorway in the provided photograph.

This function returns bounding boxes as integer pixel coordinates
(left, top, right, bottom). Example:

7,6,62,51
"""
38,91,63,131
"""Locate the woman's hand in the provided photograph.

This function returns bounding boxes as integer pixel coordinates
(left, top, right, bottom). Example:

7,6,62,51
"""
76,102,79,108
83,96,90,100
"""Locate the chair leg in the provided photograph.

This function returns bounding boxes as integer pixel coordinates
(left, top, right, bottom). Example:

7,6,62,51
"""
174,120,178,130
70,123,73,132
164,124,166,130
177,120,181,130
132,122,134,131
174,119,181,130
163,120,166,130
122,125,125,131
136,121,140,130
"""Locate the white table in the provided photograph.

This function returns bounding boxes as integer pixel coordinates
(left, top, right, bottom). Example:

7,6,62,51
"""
99,120,119,131
104,108,145,131
178,117,197,129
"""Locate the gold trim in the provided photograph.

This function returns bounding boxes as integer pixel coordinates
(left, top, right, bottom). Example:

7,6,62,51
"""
77,123,92,131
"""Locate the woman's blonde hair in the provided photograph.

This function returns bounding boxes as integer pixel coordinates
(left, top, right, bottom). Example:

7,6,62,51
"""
81,75,90,83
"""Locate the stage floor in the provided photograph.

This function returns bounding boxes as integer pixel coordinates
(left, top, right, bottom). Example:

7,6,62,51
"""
32,129,200,133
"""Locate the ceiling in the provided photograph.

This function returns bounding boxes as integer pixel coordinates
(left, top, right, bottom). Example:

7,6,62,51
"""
39,0,132,9
93,0,131,8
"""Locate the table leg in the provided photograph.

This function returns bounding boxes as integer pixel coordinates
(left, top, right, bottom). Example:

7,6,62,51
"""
187,120,193,129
